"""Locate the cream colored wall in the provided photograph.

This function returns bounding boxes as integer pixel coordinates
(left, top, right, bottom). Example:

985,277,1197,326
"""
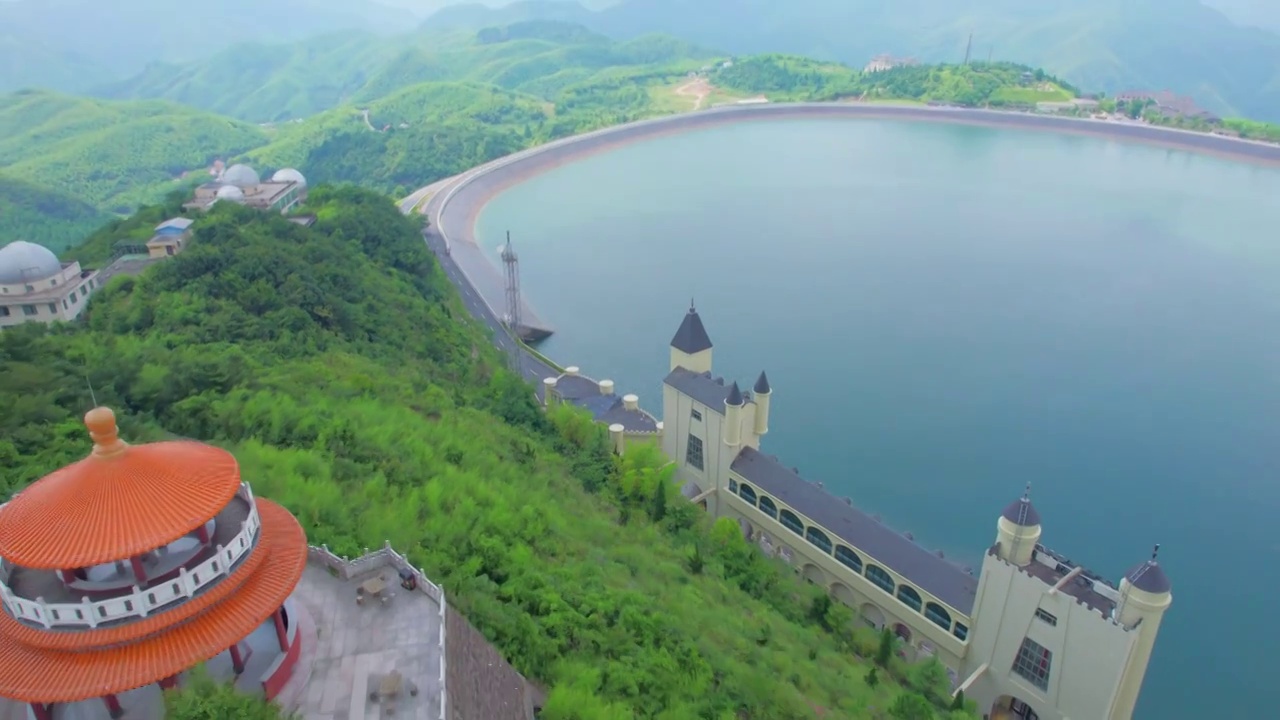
670,347,711,374
965,552,1137,720
719,486,970,671
0,269,96,328
1110,581,1170,720
662,383,728,514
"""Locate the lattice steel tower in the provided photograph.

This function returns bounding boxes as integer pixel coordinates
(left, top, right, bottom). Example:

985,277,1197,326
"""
501,231,521,341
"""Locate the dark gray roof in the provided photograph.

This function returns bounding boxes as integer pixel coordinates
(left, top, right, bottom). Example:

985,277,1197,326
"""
726,381,743,406
578,394,659,432
1124,559,1171,594
1001,497,1041,527
670,306,713,354
553,374,603,401
730,447,977,613
665,368,735,413
754,371,771,394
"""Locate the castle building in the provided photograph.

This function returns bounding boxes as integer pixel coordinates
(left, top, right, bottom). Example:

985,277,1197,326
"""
659,304,1171,720
0,241,101,329
0,407,309,719
184,165,307,214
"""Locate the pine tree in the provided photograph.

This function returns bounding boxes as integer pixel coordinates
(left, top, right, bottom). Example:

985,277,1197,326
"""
876,626,894,667
649,477,667,523
950,689,965,711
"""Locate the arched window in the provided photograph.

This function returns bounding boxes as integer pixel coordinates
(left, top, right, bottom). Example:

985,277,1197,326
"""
805,527,833,554
758,496,778,519
834,545,863,574
924,602,952,631
779,509,804,536
739,483,757,506
896,584,923,613
866,565,894,594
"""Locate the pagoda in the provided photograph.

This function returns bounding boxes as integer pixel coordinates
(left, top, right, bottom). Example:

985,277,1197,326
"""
0,407,309,719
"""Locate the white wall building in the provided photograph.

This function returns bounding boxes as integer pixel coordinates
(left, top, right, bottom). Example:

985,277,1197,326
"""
0,241,101,329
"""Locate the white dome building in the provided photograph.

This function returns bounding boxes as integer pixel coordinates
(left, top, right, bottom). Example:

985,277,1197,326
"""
0,241,101,329
0,241,62,284
271,168,306,187
221,164,260,188
215,185,246,202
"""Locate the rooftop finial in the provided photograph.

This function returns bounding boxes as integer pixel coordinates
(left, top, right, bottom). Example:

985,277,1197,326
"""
1023,482,1031,500
689,297,696,313
85,407,128,458
1151,543,1161,561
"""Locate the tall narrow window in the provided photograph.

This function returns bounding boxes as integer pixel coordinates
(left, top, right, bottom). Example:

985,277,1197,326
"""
953,623,968,641
834,545,863,574
1012,637,1053,691
728,479,738,494
865,565,894,594
896,584,923,613
685,434,704,471
805,527,833,554
779,509,804,536
758,496,778,520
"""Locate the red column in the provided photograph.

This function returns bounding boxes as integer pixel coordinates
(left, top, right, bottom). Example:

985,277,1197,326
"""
29,704,53,720
196,524,211,544
230,642,247,675
159,674,181,690
129,556,147,584
59,569,77,584
102,694,124,719
272,607,289,652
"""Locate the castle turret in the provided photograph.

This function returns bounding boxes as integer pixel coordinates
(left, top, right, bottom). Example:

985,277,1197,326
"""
724,381,743,448
994,484,1041,566
1112,545,1172,719
752,371,771,436
670,300,713,373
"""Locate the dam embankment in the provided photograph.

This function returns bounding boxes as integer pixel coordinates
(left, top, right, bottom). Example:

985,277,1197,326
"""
435,102,1280,251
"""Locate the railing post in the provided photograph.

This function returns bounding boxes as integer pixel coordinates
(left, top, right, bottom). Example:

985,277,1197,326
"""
82,596,97,628
132,584,148,618
34,596,51,629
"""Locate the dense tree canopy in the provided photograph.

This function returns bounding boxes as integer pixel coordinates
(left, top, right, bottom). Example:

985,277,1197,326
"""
1,187,976,718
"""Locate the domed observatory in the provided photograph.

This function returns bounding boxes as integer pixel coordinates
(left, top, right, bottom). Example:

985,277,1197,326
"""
271,168,306,187
0,408,309,719
0,240,102,328
220,164,260,188
215,184,246,202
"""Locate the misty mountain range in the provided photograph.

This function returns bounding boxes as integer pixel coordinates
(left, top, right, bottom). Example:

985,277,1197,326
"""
2,0,1280,121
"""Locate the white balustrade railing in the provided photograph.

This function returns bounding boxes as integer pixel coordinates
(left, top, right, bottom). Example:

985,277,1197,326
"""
0,485,262,629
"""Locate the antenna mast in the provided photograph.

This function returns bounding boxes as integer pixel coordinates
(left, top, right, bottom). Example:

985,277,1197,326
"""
963,33,973,65
501,231,522,350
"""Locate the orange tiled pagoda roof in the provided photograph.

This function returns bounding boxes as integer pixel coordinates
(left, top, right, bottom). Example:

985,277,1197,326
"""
0,408,242,569
0,499,307,702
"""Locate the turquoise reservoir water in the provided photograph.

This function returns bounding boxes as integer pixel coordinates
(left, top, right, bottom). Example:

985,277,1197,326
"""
475,118,1280,718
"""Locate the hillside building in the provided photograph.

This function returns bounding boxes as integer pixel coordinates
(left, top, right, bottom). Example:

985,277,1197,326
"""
0,408,539,720
657,304,1171,720
146,218,194,259
0,241,101,329
1116,91,1219,123
185,164,307,214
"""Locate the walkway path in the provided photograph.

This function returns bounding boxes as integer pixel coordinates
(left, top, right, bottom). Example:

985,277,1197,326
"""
675,77,711,110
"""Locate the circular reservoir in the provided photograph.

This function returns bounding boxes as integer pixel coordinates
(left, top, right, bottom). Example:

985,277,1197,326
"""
474,116,1280,718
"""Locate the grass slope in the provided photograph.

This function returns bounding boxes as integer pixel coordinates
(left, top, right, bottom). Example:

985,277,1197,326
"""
0,188,974,718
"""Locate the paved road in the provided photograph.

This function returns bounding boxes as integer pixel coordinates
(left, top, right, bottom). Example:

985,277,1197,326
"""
417,213,557,393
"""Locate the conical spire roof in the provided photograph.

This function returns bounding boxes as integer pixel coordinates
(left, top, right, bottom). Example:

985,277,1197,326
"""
754,371,771,394
670,300,712,354
726,381,744,406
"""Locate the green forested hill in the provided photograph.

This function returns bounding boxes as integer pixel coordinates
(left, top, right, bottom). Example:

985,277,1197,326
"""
0,176,112,252
99,23,714,122
423,0,1280,122
0,187,974,718
0,90,267,213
